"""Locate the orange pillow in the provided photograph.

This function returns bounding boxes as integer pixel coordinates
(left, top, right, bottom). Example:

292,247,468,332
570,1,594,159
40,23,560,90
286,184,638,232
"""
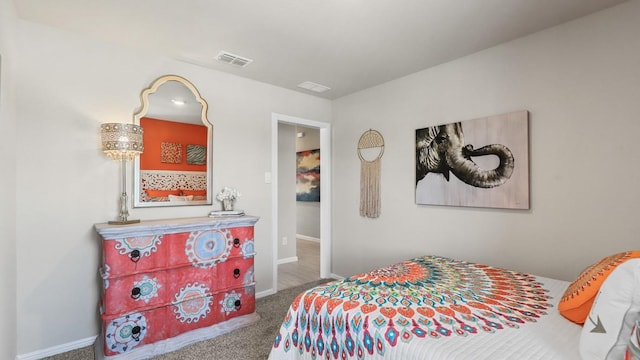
181,189,207,196
559,250,640,324
145,189,181,198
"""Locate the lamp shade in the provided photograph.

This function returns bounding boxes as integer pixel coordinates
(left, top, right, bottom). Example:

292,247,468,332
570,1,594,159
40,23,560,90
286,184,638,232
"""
101,123,144,160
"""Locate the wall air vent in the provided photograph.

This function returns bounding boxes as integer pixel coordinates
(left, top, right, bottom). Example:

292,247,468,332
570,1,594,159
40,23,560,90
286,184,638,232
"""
215,51,253,67
297,81,331,93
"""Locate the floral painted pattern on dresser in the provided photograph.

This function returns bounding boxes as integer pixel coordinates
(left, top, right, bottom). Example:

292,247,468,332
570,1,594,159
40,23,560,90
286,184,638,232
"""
185,229,233,267
100,264,111,289
113,235,162,258
244,265,255,285
172,282,213,323
273,255,552,359
132,275,161,303
220,290,242,315
241,239,255,259
105,312,147,354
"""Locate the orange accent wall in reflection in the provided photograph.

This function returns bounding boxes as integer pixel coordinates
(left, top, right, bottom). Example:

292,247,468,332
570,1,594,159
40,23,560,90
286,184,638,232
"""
140,117,207,171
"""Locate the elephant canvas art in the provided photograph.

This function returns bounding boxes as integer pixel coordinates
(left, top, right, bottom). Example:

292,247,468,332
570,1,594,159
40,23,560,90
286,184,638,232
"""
415,110,529,209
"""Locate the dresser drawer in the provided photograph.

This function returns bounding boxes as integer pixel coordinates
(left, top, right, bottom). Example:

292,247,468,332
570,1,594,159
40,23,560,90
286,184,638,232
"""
100,285,255,357
102,226,255,277
101,256,254,316
215,285,257,322
215,257,255,290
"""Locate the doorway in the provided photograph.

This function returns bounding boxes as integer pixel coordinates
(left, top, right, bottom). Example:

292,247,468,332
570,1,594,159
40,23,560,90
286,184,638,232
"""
271,113,331,293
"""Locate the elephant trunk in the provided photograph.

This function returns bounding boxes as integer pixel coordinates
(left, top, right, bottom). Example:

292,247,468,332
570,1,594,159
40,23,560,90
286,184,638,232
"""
446,144,514,188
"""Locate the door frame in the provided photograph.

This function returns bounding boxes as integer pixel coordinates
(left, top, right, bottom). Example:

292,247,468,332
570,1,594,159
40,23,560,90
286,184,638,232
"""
271,113,331,292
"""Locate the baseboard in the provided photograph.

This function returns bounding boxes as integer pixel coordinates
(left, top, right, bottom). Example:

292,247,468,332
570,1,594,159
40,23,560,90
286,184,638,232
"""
277,256,298,265
16,281,310,360
255,288,277,299
16,335,96,360
329,273,345,280
296,234,320,243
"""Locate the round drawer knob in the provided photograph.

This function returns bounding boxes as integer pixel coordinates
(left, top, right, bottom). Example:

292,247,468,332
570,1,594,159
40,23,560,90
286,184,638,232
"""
131,325,141,341
130,250,141,263
233,238,241,248
233,268,241,278
234,299,242,309
131,287,141,299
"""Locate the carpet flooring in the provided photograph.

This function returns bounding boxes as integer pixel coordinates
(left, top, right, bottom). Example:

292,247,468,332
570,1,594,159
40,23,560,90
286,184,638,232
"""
44,279,332,360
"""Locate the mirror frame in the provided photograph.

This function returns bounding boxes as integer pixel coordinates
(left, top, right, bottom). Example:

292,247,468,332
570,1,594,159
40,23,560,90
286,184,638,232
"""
132,75,213,208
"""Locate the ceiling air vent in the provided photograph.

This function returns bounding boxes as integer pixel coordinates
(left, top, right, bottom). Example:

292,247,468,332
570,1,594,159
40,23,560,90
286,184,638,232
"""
297,81,331,93
216,51,253,68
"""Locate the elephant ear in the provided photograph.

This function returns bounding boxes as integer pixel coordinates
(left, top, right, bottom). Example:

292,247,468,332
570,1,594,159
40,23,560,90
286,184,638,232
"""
417,127,441,170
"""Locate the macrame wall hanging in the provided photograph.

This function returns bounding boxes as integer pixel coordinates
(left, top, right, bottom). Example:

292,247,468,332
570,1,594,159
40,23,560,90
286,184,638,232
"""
357,129,385,218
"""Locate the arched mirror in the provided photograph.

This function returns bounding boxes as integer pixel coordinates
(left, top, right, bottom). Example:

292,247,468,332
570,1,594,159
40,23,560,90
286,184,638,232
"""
132,75,212,207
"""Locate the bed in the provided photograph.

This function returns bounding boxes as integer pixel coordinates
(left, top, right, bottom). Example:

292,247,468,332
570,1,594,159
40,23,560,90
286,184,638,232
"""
268,253,640,360
140,170,207,202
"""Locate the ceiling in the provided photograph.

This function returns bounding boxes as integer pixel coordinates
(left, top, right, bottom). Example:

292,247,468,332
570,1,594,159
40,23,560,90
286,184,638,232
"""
15,0,629,99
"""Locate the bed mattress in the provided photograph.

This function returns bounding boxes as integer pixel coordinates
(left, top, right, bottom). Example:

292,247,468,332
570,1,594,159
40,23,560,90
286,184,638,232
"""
268,256,582,360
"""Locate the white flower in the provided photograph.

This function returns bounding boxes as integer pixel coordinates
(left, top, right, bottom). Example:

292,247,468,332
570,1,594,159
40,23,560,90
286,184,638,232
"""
216,187,241,201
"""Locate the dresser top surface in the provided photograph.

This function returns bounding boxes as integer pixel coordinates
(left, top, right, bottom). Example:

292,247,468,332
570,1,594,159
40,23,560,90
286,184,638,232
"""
95,215,259,238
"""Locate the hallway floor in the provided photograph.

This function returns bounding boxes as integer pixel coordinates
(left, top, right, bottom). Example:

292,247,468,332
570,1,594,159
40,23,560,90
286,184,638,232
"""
277,238,320,291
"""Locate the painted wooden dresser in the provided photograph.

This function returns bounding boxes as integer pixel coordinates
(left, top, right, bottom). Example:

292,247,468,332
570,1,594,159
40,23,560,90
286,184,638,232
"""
94,215,259,359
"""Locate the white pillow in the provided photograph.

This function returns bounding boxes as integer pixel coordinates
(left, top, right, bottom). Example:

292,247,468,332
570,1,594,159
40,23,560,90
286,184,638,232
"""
579,259,640,360
168,194,193,202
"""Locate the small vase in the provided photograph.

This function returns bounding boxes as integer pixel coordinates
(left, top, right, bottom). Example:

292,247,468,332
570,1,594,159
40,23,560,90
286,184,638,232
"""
222,199,234,211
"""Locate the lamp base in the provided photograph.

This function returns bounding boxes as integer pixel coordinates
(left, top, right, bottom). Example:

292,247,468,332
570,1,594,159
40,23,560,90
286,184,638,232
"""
108,219,141,225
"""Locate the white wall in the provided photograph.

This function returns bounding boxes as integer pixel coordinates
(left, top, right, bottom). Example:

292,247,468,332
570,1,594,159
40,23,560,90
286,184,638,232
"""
332,1,640,281
14,20,331,356
295,126,320,152
296,202,320,239
11,1,640,357
0,1,18,359
295,127,320,239
278,123,297,260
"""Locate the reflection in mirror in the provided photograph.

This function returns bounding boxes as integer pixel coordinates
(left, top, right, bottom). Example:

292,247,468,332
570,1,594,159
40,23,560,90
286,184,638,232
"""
132,75,212,207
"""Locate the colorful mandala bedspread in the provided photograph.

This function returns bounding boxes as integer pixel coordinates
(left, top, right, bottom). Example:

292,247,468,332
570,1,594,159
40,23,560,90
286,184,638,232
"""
270,255,552,359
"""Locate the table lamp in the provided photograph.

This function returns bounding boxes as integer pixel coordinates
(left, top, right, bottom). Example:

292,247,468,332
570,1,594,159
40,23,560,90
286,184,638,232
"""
101,123,144,224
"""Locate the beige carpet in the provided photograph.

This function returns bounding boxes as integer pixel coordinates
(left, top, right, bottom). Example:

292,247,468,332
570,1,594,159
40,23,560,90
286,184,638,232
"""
44,279,332,360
